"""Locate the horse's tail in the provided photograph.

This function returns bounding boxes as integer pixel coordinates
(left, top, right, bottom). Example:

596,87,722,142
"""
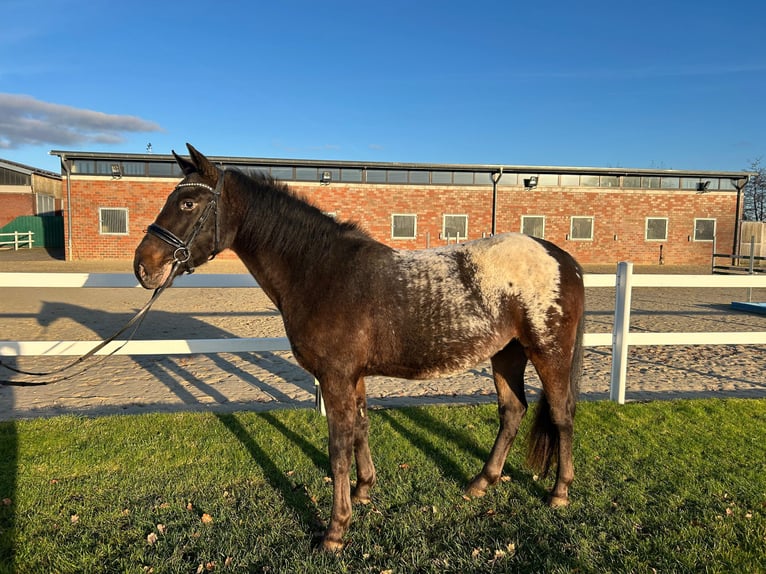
526,312,584,477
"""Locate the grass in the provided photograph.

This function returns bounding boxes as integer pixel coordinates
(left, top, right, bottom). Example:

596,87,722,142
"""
0,399,764,573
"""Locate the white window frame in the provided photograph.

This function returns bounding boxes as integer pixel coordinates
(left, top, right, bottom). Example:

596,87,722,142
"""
693,218,716,242
569,216,594,241
645,217,668,242
391,213,417,240
99,207,129,235
521,215,546,239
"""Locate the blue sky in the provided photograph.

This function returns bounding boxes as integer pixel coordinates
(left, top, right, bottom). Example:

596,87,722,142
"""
2,0,765,173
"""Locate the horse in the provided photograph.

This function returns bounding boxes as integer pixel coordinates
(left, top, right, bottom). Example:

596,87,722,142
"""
133,144,586,551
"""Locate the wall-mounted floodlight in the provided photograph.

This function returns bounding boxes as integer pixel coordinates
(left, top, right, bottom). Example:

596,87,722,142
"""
697,181,710,192
110,164,122,179
320,171,332,185
524,176,538,188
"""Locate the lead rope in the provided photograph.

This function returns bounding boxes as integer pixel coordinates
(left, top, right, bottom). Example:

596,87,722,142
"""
0,260,183,386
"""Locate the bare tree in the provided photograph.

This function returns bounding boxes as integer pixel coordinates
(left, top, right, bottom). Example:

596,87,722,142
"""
743,158,766,221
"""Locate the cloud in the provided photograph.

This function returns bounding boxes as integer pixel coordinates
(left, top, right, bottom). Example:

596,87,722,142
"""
0,93,163,149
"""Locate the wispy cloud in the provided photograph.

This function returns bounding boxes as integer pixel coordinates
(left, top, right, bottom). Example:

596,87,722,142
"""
0,93,163,149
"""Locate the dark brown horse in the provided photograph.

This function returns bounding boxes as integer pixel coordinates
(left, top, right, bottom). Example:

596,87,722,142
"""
133,145,585,551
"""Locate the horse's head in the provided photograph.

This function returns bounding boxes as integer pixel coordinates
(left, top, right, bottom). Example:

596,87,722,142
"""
134,144,226,289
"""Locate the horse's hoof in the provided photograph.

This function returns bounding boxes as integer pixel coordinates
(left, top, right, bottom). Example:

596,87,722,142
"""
464,485,487,499
321,538,344,553
548,495,569,508
351,494,372,505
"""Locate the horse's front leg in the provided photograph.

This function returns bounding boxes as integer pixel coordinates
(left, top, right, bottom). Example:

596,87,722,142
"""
319,377,357,552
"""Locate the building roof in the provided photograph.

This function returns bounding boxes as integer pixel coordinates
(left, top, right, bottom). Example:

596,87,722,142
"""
49,149,751,180
0,158,61,180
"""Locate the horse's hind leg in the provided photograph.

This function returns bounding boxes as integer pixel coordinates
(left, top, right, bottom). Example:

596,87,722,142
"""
527,349,577,507
351,377,376,504
466,340,528,497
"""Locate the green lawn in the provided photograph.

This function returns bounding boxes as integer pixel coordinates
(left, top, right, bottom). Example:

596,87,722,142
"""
0,399,764,573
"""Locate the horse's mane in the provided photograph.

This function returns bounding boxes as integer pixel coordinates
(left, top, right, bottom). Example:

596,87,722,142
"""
228,168,376,260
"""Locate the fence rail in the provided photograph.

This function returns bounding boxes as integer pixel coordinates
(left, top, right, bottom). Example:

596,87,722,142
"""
1,267,764,404
0,231,34,250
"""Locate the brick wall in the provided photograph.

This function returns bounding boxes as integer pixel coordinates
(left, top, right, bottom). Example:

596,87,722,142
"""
64,176,737,266
0,193,35,227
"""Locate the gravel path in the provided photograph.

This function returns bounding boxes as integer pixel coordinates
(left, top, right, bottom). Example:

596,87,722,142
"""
1,250,764,420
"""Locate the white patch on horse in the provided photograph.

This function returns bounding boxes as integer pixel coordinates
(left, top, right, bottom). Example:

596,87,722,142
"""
466,233,562,344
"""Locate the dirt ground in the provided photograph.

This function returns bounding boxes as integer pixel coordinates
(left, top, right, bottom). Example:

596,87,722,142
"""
1,248,764,420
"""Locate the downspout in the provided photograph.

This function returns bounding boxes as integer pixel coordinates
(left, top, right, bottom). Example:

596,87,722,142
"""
732,176,747,259
59,154,73,261
491,168,503,235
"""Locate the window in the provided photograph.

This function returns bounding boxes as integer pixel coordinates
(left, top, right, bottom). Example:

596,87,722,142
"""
538,174,558,186
600,175,620,188
366,169,387,183
295,167,318,181
340,168,363,183
99,208,128,235
623,175,641,188
409,171,430,184
443,214,468,240
560,174,579,186
122,162,146,176
391,214,417,239
693,218,715,241
661,177,679,189
36,194,55,216
452,172,474,185
521,215,545,238
645,217,668,241
270,166,293,180
641,176,661,189
570,216,594,241
0,166,31,185
580,175,599,187
388,170,408,184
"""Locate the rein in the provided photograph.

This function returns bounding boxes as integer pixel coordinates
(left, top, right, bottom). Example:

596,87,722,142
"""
0,171,226,387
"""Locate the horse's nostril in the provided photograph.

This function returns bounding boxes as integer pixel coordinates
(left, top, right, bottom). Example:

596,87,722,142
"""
138,263,147,281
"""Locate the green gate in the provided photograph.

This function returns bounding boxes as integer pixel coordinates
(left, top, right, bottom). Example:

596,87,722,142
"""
0,216,64,248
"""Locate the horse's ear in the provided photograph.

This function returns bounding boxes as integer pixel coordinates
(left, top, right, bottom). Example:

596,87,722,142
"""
184,143,220,181
173,149,197,176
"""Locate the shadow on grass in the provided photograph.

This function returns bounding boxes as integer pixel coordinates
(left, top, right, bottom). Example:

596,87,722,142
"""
378,407,548,499
214,412,327,543
0,421,17,571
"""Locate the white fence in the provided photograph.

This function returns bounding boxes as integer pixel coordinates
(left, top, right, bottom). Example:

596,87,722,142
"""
0,231,34,250
1,265,765,404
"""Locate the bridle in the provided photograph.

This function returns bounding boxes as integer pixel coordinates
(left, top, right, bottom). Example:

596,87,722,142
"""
0,169,227,386
146,169,225,274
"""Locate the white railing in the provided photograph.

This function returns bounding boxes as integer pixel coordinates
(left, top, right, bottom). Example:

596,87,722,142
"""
0,231,34,250
1,265,764,404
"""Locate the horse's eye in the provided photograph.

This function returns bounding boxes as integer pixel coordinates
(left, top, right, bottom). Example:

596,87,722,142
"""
180,200,196,211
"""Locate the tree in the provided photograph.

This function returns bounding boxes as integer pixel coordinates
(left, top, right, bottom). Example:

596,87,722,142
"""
743,158,766,221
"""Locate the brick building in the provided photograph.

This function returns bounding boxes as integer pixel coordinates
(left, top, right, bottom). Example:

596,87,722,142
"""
50,150,750,266
0,158,62,227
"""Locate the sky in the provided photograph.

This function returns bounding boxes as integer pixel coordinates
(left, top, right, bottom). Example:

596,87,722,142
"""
1,0,765,174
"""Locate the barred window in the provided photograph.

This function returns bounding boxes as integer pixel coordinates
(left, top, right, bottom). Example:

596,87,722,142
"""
645,217,668,241
99,208,128,235
443,214,468,240
570,216,594,241
694,218,715,241
522,215,545,239
391,214,417,239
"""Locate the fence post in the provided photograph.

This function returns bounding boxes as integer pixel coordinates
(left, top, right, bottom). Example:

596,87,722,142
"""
314,378,326,416
14,231,19,250
610,261,633,404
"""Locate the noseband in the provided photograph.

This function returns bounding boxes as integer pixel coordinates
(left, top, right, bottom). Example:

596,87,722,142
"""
146,170,225,273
